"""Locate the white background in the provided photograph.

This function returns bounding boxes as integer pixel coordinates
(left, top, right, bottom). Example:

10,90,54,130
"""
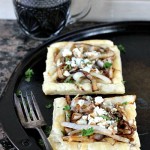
1,0,150,21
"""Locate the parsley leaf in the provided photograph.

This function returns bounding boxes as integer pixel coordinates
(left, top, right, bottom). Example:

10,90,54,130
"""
122,101,128,105
118,44,126,53
65,57,70,62
16,90,21,96
25,68,34,82
103,62,112,69
67,113,71,118
44,125,52,136
64,64,72,70
63,105,71,111
64,76,74,83
122,80,126,84
116,117,120,122
45,103,52,109
99,115,111,120
82,127,94,136
38,139,44,147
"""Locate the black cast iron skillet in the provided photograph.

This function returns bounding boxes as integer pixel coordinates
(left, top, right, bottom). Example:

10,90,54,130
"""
0,21,150,150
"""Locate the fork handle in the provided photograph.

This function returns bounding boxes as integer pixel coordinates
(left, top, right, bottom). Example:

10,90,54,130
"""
35,127,52,150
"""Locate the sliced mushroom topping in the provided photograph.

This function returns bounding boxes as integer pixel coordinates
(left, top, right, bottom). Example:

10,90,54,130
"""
68,129,82,136
75,43,105,53
71,113,82,121
81,71,98,91
62,135,93,142
57,66,64,79
64,127,73,134
65,95,71,105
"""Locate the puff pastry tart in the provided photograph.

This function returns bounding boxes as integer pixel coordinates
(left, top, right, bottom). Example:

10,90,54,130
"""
48,95,140,150
42,40,125,95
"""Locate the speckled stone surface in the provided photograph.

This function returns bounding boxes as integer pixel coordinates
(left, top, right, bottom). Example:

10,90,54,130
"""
0,20,99,96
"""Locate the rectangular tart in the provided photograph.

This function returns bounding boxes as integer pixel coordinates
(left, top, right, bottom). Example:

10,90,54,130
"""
48,95,140,150
42,40,125,95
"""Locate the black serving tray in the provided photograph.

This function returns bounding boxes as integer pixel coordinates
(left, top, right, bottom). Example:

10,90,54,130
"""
0,21,150,150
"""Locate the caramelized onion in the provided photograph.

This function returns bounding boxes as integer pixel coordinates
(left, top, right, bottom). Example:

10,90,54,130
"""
61,122,129,143
91,72,112,83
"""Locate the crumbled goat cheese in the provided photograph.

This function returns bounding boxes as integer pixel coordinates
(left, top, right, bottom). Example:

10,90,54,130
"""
75,58,83,66
73,48,82,57
114,126,118,132
97,123,106,129
94,107,107,116
62,48,72,57
76,118,87,125
84,59,90,64
77,99,85,107
65,61,71,65
73,72,84,82
82,115,88,120
112,108,117,112
94,96,104,105
63,70,70,77
106,120,112,125
94,117,103,123
108,126,113,131
86,96,92,101
82,66,91,73
84,51,99,58
88,118,96,125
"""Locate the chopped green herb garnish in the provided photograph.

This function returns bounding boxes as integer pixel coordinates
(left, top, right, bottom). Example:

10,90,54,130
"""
122,80,126,84
100,115,111,120
38,139,44,147
25,68,34,82
64,76,74,83
86,61,92,65
45,103,52,109
63,105,71,111
44,125,52,136
103,62,112,69
61,130,65,135
16,90,21,96
117,44,126,53
67,113,71,118
122,101,128,105
64,64,72,70
65,57,70,62
82,127,94,136
116,117,120,122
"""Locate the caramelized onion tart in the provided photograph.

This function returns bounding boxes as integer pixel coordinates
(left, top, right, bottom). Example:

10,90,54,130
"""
48,95,140,150
42,40,125,95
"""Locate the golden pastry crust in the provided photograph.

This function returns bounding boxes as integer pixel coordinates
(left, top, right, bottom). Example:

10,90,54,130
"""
42,40,125,95
48,95,140,150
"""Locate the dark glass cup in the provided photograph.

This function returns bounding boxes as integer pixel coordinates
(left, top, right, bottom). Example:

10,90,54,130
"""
13,0,91,40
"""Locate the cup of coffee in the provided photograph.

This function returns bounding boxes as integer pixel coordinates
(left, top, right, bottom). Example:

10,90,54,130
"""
13,0,91,40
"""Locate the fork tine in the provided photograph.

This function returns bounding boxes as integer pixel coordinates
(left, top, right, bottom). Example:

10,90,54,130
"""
14,94,26,125
26,92,37,121
20,92,31,122
31,91,44,121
